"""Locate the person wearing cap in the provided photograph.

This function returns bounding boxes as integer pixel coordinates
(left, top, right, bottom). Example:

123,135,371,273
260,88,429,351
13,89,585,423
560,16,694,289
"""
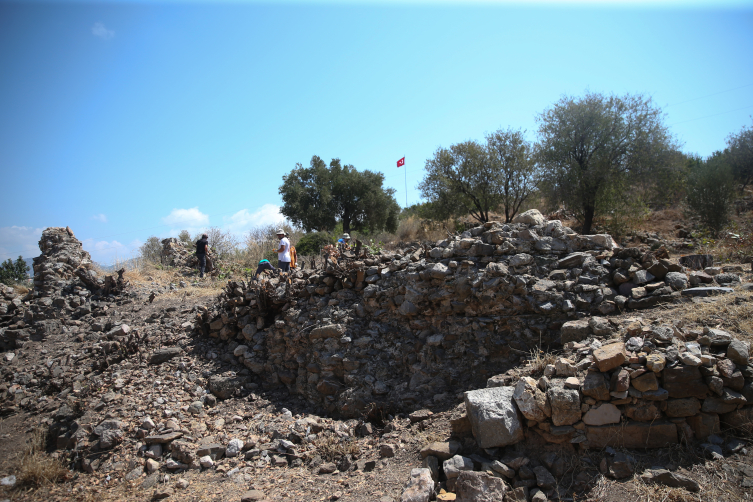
337,233,351,249
273,229,292,273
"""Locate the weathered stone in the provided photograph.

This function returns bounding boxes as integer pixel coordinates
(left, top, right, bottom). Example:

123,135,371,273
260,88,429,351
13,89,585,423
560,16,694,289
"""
513,377,549,422
666,398,701,418
443,455,474,479
687,412,720,440
611,369,630,392
665,272,688,290
464,387,524,448
593,343,627,372
145,431,182,444
560,320,590,343
149,347,182,365
583,403,621,426
646,353,666,372
625,403,662,422
586,422,678,448
663,365,708,399
533,466,556,490
582,372,610,401
631,371,658,392
309,324,345,340
728,340,750,366
241,490,267,502
607,452,635,479
504,486,529,502
555,357,577,377
512,209,545,226
420,441,460,461
547,387,581,426
207,375,244,399
641,469,700,492
400,468,434,502
455,471,508,502
702,397,737,414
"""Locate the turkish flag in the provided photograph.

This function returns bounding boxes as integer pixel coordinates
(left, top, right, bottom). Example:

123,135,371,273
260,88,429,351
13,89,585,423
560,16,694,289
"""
397,157,405,168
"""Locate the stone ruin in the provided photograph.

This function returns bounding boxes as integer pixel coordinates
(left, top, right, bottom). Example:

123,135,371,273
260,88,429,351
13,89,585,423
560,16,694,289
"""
160,237,216,275
0,227,130,352
193,208,753,501
0,217,751,501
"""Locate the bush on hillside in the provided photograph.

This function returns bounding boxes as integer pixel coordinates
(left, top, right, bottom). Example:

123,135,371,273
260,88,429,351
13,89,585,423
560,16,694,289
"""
685,152,735,237
296,232,334,256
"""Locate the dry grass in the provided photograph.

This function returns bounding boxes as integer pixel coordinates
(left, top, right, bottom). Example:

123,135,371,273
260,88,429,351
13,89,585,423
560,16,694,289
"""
16,429,68,488
524,347,558,377
661,284,753,343
312,432,361,462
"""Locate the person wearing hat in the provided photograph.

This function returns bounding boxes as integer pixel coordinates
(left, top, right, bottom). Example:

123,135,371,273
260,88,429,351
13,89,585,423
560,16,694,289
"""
273,229,292,272
337,233,351,249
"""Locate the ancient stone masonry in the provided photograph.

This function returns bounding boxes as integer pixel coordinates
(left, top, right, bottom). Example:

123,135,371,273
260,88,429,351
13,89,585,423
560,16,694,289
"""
198,209,748,419
1,227,134,353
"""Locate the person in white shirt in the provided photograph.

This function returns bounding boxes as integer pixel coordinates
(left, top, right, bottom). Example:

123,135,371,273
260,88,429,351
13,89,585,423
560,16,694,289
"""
273,229,291,272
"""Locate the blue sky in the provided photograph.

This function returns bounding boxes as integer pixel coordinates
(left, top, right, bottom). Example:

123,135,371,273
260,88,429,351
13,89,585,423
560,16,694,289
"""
1,0,752,264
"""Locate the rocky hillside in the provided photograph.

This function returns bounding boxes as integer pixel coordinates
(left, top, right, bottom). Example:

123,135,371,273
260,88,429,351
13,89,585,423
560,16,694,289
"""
0,217,751,502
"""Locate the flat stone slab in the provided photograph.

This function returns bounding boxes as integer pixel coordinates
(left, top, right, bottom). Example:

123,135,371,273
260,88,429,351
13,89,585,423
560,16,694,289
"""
145,431,183,444
585,421,678,448
681,287,733,297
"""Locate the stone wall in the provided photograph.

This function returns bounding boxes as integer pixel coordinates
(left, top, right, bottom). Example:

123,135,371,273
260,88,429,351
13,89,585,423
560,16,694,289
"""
199,209,751,423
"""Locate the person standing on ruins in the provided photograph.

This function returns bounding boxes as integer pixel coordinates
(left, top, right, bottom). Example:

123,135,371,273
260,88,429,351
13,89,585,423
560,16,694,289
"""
196,233,209,278
273,229,291,273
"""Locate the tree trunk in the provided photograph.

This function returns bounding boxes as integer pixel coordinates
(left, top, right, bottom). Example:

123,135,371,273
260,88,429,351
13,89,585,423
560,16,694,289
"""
342,210,351,234
582,205,595,235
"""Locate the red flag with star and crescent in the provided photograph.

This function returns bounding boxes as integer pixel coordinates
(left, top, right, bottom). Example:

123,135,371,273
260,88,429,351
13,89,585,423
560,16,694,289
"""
397,157,405,168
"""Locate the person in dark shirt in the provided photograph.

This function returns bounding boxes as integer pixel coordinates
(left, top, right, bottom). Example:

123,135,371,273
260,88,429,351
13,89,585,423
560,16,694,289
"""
196,234,209,278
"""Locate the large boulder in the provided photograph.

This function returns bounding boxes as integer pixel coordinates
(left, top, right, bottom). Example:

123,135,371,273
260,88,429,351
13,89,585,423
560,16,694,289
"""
464,387,524,448
512,209,545,226
455,471,508,501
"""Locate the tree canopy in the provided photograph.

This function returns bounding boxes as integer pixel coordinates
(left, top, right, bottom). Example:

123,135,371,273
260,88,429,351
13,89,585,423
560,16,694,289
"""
418,128,536,223
536,92,679,234
279,156,400,234
0,256,30,285
726,121,753,190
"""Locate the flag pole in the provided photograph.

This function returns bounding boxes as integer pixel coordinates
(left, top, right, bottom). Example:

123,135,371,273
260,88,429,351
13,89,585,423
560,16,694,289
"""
404,155,407,207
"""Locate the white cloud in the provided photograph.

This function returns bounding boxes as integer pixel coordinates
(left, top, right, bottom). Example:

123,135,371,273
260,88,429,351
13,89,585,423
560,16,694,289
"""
80,238,142,266
223,204,284,235
162,207,209,228
92,22,115,40
0,226,44,262
91,214,108,223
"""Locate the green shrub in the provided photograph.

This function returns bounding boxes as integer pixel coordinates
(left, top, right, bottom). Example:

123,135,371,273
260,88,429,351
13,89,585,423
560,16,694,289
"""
685,152,735,237
296,232,334,256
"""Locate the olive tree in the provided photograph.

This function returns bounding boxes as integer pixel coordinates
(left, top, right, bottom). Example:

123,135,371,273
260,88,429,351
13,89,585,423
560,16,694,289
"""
536,92,679,234
418,129,537,224
280,156,400,234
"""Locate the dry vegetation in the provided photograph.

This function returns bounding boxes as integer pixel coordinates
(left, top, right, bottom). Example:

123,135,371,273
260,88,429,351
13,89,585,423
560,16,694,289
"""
16,430,68,488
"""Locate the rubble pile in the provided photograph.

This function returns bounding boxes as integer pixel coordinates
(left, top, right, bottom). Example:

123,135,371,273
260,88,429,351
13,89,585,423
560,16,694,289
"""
397,313,753,501
198,209,748,418
160,238,215,274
